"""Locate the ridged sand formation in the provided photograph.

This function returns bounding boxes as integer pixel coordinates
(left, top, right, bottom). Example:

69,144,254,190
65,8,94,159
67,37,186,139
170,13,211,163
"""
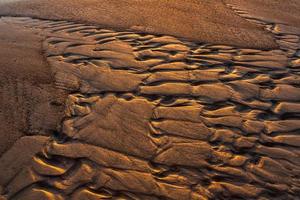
0,2,300,199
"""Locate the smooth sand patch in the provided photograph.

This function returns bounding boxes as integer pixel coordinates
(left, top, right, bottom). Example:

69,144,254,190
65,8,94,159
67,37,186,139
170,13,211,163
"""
225,0,300,27
0,18,66,155
0,0,277,49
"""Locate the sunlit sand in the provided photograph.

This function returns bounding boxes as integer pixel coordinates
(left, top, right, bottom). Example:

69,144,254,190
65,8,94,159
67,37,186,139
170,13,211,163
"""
0,1,299,199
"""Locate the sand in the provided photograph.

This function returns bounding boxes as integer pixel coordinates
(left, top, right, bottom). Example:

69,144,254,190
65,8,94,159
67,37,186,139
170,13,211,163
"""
0,1,300,200
0,0,277,49
225,0,300,27
0,19,66,155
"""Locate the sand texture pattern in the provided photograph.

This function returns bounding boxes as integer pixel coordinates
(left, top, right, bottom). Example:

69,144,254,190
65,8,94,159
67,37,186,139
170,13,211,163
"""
0,10,299,200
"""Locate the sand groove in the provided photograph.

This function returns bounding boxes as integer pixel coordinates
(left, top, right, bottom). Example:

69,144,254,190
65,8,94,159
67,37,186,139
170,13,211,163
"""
0,16,300,200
